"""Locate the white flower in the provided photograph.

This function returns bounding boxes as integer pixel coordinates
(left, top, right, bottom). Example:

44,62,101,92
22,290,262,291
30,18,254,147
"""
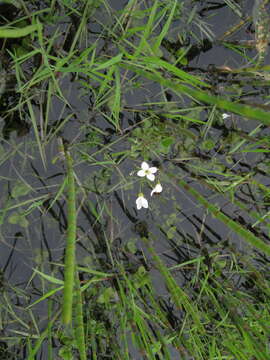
137,161,158,182
136,193,148,210
150,183,163,196
222,113,230,119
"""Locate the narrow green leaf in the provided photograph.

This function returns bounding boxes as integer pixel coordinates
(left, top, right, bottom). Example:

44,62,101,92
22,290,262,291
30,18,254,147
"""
153,0,177,53
178,178,270,256
26,286,64,309
33,269,64,285
94,53,123,71
0,23,41,38
120,63,270,125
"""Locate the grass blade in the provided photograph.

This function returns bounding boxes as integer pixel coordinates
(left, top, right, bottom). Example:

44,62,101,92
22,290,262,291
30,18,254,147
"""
178,178,270,256
120,62,270,125
0,23,41,38
143,238,205,335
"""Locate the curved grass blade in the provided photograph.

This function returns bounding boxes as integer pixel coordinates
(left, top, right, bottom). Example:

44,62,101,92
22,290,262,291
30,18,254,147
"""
152,0,177,54
26,99,47,168
27,329,49,360
120,63,270,125
143,237,206,334
33,268,64,285
140,56,210,88
178,178,270,256
134,0,159,57
26,286,63,309
27,310,60,360
0,23,41,38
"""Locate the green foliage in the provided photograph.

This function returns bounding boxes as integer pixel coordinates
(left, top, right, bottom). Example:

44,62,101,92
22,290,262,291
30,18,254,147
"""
8,211,28,227
97,286,118,304
200,138,216,151
11,182,31,198
129,117,177,159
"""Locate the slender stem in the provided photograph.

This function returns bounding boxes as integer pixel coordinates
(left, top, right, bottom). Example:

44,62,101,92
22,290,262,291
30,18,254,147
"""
61,140,77,325
74,269,87,360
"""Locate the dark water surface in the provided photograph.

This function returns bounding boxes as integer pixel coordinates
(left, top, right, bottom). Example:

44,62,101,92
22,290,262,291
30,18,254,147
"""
0,1,270,359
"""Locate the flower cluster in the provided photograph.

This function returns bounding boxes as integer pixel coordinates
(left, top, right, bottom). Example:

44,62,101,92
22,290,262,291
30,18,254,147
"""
136,162,163,210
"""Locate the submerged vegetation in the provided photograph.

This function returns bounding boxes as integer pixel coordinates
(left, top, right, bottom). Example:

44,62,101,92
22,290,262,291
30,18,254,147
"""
0,0,270,359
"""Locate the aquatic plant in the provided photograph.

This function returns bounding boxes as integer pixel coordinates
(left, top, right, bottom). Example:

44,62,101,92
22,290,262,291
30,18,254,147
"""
0,1,270,359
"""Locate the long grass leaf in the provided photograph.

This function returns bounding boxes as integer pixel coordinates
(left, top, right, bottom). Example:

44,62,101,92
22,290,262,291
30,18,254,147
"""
111,66,121,131
26,100,47,168
153,0,177,53
0,23,41,38
135,0,159,56
120,63,270,125
143,238,205,334
178,178,270,256
33,269,64,285
95,53,123,71
140,56,210,87
26,286,64,309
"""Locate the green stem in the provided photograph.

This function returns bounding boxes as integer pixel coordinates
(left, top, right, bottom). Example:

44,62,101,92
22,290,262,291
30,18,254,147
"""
74,269,87,360
62,144,77,325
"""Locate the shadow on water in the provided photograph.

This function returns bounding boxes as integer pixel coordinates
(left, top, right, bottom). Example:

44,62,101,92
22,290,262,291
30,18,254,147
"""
0,0,270,359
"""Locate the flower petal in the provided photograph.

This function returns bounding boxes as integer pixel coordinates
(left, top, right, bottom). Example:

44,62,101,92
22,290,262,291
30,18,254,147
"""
141,197,148,208
146,173,155,181
141,161,149,171
136,198,142,209
137,169,146,177
151,183,163,196
222,113,230,119
155,183,163,192
149,167,158,174
136,195,148,210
